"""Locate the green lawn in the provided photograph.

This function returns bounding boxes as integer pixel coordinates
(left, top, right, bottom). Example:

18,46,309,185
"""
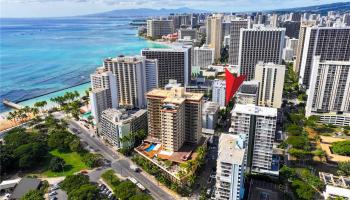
42,149,89,177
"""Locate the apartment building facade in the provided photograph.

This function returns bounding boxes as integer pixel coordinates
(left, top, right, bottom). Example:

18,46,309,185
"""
254,62,285,108
298,26,350,88
103,56,158,109
100,108,147,149
141,47,191,87
146,87,203,151
215,134,246,200
147,19,174,38
238,25,285,80
230,104,277,175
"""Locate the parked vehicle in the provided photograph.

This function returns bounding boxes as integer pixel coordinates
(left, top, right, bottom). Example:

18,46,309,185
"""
130,165,140,172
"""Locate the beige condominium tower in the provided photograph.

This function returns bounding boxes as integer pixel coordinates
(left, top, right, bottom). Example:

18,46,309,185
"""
146,86,203,152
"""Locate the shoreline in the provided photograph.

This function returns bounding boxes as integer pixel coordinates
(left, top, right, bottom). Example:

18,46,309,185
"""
15,81,90,104
1,82,90,115
1,37,170,115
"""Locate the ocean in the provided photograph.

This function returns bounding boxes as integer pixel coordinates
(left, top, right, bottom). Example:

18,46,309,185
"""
0,17,165,112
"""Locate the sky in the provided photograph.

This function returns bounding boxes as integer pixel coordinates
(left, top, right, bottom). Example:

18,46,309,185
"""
0,0,347,18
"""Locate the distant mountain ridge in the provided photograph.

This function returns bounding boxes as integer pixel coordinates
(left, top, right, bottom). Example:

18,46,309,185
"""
86,2,350,18
86,7,208,17
272,2,350,14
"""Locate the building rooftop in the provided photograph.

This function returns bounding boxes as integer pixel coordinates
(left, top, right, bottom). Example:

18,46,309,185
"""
238,80,259,95
248,179,282,200
218,134,245,165
104,55,145,64
147,87,203,102
142,45,190,52
11,178,41,200
91,87,107,93
101,108,147,124
203,101,220,114
91,66,108,75
232,104,277,117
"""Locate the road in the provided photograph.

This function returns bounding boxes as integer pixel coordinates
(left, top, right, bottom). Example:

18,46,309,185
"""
53,112,174,200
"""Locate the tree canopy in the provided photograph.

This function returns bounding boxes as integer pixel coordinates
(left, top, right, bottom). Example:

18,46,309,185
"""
68,184,101,200
332,141,350,156
21,190,44,200
60,174,90,194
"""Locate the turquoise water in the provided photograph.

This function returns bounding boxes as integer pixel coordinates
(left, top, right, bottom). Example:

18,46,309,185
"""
145,144,156,152
0,17,166,112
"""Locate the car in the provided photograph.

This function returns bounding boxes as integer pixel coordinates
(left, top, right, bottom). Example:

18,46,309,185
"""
50,197,58,200
206,188,212,196
108,193,113,198
80,170,88,174
51,186,59,190
49,191,57,196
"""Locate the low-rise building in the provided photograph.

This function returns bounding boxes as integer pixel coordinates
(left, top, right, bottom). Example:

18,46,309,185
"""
193,45,215,68
212,79,226,108
319,172,350,200
178,28,197,40
99,108,147,149
235,80,259,105
10,178,41,200
202,101,219,130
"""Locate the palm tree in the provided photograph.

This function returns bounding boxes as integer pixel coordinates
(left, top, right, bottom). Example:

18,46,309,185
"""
74,91,80,99
34,100,47,113
7,111,17,125
31,107,39,117
23,106,31,115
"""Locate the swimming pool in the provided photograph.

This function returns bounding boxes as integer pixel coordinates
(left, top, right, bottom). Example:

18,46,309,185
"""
145,144,156,152
82,111,92,119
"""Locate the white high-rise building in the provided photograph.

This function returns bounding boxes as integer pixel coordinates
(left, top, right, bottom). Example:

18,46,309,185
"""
90,68,118,123
298,26,350,88
294,21,316,73
305,56,350,126
212,79,226,108
254,62,286,108
193,45,215,68
230,104,278,176
215,133,246,200
228,19,249,65
270,14,278,28
238,25,285,80
147,19,174,38
104,56,158,109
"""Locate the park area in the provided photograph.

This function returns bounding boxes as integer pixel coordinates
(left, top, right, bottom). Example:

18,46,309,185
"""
42,149,89,177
